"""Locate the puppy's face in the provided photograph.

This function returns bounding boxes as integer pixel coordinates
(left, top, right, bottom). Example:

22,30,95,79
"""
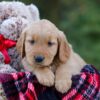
25,30,58,67
17,19,70,68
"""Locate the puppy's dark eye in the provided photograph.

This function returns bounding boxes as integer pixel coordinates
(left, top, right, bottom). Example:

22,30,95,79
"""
29,40,35,44
48,41,55,46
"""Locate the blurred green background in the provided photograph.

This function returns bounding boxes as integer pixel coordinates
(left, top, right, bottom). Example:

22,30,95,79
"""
1,0,100,70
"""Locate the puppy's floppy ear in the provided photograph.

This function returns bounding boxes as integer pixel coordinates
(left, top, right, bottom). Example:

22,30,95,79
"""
16,29,27,58
57,31,71,63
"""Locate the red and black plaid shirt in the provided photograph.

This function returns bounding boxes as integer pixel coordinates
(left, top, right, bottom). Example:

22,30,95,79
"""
0,64,100,100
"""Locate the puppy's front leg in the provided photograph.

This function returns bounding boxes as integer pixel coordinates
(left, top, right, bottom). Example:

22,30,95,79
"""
55,65,72,93
34,67,55,87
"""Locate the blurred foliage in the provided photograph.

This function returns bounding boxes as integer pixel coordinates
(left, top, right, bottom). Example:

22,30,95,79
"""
1,0,100,70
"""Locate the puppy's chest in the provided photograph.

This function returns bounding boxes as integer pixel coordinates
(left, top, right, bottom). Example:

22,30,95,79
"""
49,65,57,73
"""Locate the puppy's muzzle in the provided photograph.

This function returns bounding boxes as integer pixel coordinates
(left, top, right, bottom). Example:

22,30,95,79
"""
34,55,45,63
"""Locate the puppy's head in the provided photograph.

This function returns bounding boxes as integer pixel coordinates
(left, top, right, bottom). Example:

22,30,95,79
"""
16,19,71,68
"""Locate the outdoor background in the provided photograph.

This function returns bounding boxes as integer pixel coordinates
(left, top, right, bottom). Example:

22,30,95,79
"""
1,0,100,70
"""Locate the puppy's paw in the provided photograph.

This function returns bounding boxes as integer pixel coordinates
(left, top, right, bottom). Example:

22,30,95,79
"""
35,68,55,87
55,79,72,93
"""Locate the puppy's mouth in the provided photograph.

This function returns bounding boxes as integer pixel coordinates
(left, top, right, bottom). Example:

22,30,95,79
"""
34,63,48,67
34,61,51,68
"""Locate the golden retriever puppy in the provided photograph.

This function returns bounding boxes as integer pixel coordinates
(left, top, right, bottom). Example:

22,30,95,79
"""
16,19,86,93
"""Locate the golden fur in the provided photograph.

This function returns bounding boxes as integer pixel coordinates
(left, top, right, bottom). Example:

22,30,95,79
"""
16,19,86,93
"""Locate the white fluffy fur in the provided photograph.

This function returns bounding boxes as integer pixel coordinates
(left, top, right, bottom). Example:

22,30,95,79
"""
0,1,40,70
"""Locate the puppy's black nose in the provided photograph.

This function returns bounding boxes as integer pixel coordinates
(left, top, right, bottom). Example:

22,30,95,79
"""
34,55,44,63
